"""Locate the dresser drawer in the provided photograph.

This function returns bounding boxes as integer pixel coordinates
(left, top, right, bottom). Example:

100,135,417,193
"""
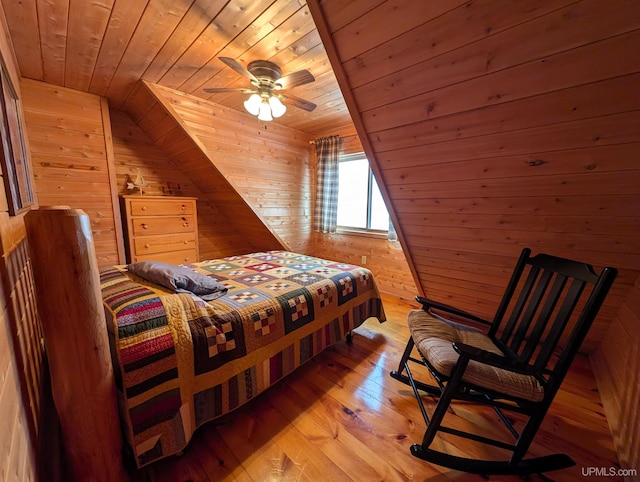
134,249,198,265
121,195,199,264
131,215,195,236
129,198,195,216
133,233,197,256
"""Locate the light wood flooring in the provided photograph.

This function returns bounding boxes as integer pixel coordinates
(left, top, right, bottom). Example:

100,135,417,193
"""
135,295,621,482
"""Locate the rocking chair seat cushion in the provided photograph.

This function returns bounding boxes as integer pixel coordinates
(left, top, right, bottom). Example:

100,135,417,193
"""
408,310,545,402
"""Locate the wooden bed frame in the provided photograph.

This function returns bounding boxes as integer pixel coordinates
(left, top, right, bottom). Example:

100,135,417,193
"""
26,207,128,481
25,207,385,481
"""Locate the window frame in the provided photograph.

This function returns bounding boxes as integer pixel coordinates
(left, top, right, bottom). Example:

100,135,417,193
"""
336,152,388,235
0,62,34,216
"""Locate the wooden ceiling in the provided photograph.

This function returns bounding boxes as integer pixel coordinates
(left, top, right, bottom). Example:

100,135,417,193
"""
1,0,351,137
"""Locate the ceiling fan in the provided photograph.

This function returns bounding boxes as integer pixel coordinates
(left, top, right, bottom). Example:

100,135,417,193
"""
204,57,317,121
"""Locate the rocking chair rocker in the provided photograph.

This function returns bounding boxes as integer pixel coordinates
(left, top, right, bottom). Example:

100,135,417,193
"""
390,248,617,475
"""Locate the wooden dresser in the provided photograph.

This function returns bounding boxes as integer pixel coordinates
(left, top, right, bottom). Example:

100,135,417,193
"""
120,195,199,265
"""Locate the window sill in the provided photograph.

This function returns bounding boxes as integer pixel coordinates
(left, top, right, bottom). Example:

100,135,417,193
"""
334,228,388,240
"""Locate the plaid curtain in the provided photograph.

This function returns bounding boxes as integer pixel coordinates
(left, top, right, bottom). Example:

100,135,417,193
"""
313,135,340,233
388,218,398,241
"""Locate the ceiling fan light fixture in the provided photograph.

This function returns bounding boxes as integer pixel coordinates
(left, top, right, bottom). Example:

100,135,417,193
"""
206,57,318,118
244,93,261,116
257,99,273,121
269,95,286,118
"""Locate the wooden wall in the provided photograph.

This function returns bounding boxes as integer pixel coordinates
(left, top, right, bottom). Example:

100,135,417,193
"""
110,108,260,259
20,79,124,267
0,4,39,480
313,125,417,300
309,0,640,353
310,0,640,468
144,83,315,254
0,241,39,481
592,275,640,474
125,82,285,254
21,78,284,263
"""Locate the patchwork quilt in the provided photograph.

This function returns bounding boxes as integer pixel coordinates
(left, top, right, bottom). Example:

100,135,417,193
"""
100,250,386,467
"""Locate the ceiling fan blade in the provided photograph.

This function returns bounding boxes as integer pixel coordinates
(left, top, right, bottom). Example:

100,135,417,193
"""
279,93,317,112
276,69,315,90
203,87,256,94
219,57,257,82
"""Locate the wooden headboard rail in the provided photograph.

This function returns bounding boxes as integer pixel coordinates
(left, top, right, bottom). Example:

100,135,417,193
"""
25,207,129,482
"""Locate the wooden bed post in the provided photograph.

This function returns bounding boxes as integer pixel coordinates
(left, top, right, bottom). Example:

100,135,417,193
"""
25,207,129,482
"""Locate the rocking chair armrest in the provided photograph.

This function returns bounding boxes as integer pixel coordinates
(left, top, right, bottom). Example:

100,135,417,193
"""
452,342,537,375
416,296,492,326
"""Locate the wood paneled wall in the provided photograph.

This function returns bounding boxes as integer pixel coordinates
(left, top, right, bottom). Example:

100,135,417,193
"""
127,82,314,254
20,79,124,267
592,276,640,474
309,0,640,353
314,232,416,301
125,82,284,254
313,125,417,300
20,76,272,264
311,0,640,468
110,108,260,259
0,240,39,481
0,4,39,480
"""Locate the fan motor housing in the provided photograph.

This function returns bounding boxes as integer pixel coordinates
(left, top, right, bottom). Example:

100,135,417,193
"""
247,60,282,84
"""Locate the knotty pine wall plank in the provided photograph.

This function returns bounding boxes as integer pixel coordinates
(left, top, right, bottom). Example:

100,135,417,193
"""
331,0,463,62
313,0,640,463
126,82,285,252
311,125,417,301
64,0,114,92
310,0,640,349
354,1,639,112
592,276,640,473
109,109,258,259
363,33,640,133
148,84,315,254
105,0,192,108
0,5,41,479
372,75,640,153
342,0,575,89
20,79,121,267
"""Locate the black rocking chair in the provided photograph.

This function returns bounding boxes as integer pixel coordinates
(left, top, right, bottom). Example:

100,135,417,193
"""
390,248,617,475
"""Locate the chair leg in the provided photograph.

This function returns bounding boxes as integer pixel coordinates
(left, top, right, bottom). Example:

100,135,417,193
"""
390,336,414,378
510,409,547,465
390,337,443,396
410,374,575,475
419,355,470,447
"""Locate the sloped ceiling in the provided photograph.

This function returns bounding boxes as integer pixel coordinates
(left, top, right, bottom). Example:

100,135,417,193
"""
124,80,288,252
0,0,352,137
308,0,640,352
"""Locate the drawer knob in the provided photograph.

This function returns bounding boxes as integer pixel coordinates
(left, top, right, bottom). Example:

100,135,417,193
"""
181,205,186,210
141,223,148,229
183,222,189,227
142,206,147,211
184,240,188,244
144,243,150,248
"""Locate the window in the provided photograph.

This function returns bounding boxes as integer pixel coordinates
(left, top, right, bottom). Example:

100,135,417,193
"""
336,153,389,232
0,65,34,215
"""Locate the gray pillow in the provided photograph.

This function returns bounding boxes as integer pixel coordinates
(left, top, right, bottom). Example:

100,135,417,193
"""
127,261,227,301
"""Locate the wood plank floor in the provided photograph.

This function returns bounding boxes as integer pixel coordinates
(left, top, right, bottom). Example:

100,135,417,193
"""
134,295,621,482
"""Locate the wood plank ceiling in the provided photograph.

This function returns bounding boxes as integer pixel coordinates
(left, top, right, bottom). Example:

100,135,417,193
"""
1,0,351,137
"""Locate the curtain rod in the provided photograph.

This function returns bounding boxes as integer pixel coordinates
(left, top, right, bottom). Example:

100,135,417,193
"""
309,133,358,144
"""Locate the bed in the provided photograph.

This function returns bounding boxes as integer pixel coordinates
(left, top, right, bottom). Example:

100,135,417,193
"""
99,250,386,468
